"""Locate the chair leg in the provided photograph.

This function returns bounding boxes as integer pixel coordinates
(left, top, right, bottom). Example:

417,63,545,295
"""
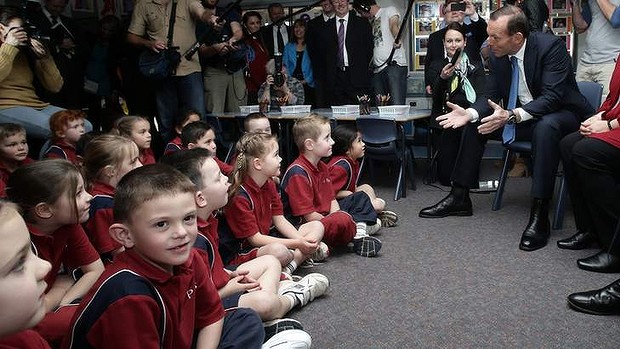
492,149,512,211
407,149,416,191
395,159,404,201
552,176,568,230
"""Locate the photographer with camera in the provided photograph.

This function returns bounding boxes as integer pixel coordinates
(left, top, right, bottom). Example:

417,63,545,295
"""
199,0,247,114
127,0,219,143
258,54,305,110
424,0,487,95
0,6,92,141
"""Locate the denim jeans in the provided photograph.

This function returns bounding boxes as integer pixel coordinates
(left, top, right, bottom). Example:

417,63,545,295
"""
0,105,93,139
155,72,205,142
372,64,408,105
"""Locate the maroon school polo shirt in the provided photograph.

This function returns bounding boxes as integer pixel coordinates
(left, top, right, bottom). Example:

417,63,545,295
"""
0,330,51,349
0,157,34,198
28,223,100,292
327,155,360,194
44,141,78,165
139,148,156,165
164,137,184,155
197,215,229,290
283,155,335,217
65,249,224,349
83,182,122,256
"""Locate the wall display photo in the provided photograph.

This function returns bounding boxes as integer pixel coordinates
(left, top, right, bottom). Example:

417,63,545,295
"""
415,37,429,53
551,16,571,32
415,54,426,70
551,0,569,13
415,2,440,18
415,20,436,35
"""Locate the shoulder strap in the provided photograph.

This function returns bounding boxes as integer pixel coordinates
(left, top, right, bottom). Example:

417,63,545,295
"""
167,0,178,47
66,270,166,349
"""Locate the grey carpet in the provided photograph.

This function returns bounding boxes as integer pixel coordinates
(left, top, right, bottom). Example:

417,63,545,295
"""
289,160,620,349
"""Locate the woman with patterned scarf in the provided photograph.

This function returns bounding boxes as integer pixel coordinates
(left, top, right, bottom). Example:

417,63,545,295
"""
427,22,488,186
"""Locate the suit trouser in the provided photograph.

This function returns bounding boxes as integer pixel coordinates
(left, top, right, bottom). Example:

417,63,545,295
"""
560,132,620,253
451,110,580,198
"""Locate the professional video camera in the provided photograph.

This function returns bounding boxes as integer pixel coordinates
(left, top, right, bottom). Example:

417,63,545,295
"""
20,0,50,44
273,52,285,88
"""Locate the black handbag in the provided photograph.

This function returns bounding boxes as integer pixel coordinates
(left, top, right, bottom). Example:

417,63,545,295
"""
138,0,180,79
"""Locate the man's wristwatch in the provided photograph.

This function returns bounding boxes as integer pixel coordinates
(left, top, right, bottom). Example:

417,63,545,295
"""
506,109,518,124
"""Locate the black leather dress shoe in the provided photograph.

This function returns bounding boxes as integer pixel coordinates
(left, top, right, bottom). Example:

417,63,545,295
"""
577,252,620,273
418,193,472,218
557,231,595,250
519,199,550,252
567,279,620,315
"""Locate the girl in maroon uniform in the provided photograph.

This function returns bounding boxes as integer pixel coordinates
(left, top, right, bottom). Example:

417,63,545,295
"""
113,116,155,165
328,124,399,227
82,134,143,262
0,201,52,349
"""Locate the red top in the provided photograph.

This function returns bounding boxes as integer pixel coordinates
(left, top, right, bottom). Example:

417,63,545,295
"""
28,223,100,292
327,155,360,194
63,249,224,349
0,330,51,349
44,141,79,165
224,177,283,248
83,181,122,258
245,34,269,93
196,215,229,290
215,157,233,176
591,55,620,149
139,148,156,165
282,155,335,217
0,157,34,198
164,137,184,155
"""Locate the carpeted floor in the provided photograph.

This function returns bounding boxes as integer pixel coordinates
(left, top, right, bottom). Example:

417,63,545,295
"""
289,160,620,349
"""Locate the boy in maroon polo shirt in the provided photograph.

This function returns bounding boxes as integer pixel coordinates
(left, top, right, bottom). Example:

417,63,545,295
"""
63,164,264,349
0,123,33,198
182,121,234,175
43,110,86,165
281,114,382,257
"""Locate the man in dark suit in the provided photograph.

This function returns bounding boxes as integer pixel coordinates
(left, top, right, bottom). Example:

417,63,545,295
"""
424,0,487,95
418,5,595,252
323,0,373,106
307,0,335,108
261,2,290,58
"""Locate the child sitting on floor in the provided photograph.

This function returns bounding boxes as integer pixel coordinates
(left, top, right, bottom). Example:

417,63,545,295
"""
164,109,201,155
43,110,86,165
181,120,233,175
0,200,52,348
0,123,33,197
7,160,104,347
328,124,399,227
281,114,382,257
62,164,266,349
113,116,155,165
224,132,327,274
82,134,142,263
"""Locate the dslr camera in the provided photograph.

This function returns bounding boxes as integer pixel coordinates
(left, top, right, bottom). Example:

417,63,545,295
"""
449,2,466,12
273,52,285,88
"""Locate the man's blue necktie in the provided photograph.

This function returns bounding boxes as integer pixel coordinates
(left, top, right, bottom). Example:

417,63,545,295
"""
502,56,519,144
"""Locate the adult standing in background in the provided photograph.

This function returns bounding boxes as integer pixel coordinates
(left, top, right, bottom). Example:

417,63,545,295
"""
325,0,373,106
261,2,289,58
507,0,550,31
572,0,620,97
31,0,88,109
243,11,269,105
198,0,246,113
283,19,314,107
127,0,218,142
306,0,335,108
418,6,594,253
353,0,408,106
425,0,487,95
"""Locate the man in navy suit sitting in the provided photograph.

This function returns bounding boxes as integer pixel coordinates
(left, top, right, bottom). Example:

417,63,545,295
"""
418,5,595,252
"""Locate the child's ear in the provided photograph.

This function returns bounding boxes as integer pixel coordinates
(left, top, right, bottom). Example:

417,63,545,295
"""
175,125,183,135
55,130,66,139
187,143,197,150
303,138,314,152
109,223,134,248
103,165,115,178
34,202,53,219
251,157,262,171
195,191,207,208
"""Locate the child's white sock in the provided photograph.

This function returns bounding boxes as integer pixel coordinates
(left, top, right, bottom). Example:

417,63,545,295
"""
355,222,368,239
283,293,299,308
283,260,298,276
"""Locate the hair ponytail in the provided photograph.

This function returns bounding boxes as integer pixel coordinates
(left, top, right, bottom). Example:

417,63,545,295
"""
228,132,278,198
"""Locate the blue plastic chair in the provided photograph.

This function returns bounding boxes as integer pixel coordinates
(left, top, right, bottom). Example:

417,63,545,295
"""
492,81,603,230
356,117,415,201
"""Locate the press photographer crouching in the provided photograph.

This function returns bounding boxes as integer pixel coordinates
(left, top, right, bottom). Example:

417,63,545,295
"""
0,6,76,141
257,54,305,111
199,0,247,114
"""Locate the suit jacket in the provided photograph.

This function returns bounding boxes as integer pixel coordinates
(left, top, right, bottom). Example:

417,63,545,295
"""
306,15,332,82
424,18,488,87
260,23,291,58
323,12,373,91
472,32,592,120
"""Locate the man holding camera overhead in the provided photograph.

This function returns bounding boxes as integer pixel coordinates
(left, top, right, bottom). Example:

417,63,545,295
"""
198,0,247,114
127,0,218,142
353,0,408,106
424,0,487,95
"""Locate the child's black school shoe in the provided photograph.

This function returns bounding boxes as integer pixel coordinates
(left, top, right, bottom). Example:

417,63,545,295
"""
352,236,382,257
